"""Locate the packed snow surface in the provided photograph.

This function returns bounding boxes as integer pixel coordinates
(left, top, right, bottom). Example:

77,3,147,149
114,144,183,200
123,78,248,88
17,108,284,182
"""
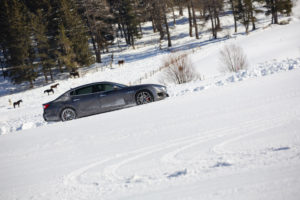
1,3,300,200
1,64,300,200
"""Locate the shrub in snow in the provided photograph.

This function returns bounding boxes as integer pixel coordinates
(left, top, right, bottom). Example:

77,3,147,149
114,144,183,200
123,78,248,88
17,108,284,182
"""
219,44,249,73
160,53,199,84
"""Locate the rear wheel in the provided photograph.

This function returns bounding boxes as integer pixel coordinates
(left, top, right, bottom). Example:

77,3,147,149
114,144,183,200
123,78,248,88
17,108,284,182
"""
61,108,76,121
136,90,153,105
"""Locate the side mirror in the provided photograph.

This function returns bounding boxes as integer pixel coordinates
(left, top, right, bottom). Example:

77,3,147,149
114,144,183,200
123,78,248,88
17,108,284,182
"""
113,86,119,90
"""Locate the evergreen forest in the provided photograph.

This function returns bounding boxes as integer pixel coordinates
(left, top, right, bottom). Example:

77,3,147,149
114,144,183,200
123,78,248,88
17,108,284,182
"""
0,0,293,88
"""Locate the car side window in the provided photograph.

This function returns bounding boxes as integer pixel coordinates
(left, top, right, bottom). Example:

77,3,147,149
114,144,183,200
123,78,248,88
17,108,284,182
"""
94,84,104,93
73,86,94,96
82,83,122,94
103,84,114,91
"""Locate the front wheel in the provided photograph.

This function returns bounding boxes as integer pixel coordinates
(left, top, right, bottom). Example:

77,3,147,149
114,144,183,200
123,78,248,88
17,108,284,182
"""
136,90,154,105
61,108,76,121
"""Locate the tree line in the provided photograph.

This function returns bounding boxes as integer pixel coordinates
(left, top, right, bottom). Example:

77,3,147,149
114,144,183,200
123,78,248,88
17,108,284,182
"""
0,0,293,88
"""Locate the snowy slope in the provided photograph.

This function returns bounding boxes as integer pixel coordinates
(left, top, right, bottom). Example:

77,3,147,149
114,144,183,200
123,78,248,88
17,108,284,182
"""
1,65,300,200
1,11,300,135
0,1,300,199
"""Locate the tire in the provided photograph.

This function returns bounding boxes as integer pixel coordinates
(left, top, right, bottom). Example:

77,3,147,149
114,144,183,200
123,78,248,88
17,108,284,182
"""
135,90,154,105
60,108,77,121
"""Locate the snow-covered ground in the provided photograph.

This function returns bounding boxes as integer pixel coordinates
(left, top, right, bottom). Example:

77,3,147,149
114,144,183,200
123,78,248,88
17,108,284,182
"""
1,2,300,200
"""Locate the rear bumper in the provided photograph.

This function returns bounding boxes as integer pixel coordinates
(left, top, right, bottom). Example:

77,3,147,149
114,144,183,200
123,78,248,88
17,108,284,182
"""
43,111,61,122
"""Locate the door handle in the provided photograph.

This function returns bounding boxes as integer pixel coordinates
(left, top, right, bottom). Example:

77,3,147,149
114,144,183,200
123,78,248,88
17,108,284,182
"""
73,99,80,102
99,94,106,97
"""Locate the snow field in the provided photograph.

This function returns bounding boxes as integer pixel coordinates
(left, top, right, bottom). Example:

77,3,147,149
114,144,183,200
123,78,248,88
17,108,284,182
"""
0,2,300,199
1,67,299,200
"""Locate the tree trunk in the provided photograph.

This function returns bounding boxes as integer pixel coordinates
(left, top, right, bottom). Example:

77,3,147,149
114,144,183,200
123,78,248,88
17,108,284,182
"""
91,35,101,63
49,67,53,82
58,59,63,72
273,2,278,24
120,22,129,44
179,5,183,16
0,65,5,79
271,0,278,24
163,7,172,47
216,12,220,30
131,35,135,49
117,22,123,37
29,79,33,88
43,69,48,83
190,0,199,39
139,23,143,36
251,10,256,30
95,39,102,63
187,4,193,37
209,8,216,39
151,16,157,32
230,0,238,32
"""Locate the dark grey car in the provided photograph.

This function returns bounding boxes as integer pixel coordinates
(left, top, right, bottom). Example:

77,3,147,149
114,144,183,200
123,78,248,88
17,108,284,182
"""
43,81,168,121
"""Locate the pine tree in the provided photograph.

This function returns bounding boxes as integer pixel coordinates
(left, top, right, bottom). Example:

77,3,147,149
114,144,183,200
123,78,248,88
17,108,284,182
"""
109,0,141,48
0,0,38,86
58,0,94,67
56,24,77,72
33,9,56,82
78,0,114,63
265,0,293,24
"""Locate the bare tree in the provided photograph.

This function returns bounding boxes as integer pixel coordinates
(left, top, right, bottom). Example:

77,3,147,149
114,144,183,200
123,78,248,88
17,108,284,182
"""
78,0,114,63
161,53,199,84
219,44,249,72
200,0,223,39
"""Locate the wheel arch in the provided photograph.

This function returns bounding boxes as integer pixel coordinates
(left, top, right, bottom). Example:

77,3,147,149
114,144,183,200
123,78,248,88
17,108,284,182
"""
135,89,154,100
59,106,77,121
134,88,155,105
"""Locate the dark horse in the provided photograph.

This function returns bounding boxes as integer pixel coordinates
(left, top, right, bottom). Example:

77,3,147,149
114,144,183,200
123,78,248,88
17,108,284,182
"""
70,71,80,78
13,100,23,108
44,88,54,95
118,60,125,66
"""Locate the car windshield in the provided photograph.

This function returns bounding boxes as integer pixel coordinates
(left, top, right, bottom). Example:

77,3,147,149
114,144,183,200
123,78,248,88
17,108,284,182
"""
114,83,127,88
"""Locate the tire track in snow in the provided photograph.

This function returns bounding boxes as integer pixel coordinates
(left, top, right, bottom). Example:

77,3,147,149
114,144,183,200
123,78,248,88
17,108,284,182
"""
212,113,298,155
63,131,224,187
63,124,240,195
101,113,294,192
62,90,300,197
64,115,283,196
160,116,283,165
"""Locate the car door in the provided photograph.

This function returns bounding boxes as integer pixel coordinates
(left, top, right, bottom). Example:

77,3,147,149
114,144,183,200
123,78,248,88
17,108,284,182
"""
95,83,127,112
70,85,99,116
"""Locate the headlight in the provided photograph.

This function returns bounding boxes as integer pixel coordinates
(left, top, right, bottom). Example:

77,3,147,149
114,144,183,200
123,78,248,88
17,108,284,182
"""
156,86,167,92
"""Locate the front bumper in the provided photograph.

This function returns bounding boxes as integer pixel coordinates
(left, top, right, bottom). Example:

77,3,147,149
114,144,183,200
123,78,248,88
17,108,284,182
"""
157,92,169,98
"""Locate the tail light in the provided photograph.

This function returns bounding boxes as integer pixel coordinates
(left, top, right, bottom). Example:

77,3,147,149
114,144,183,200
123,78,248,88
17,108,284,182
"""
43,104,50,110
